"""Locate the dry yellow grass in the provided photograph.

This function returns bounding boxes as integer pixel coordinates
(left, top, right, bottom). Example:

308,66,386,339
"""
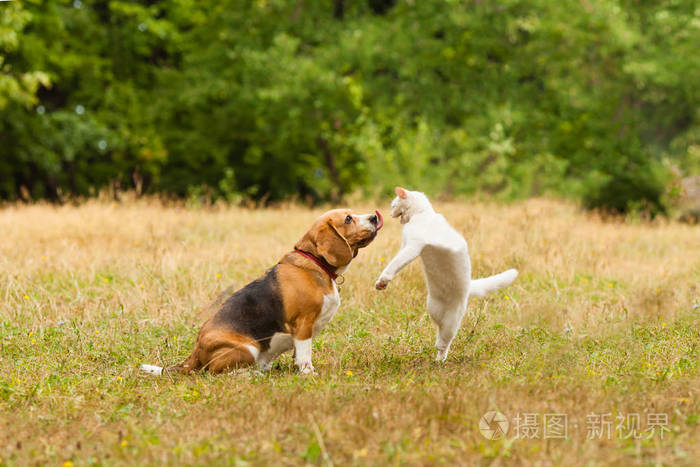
0,198,698,465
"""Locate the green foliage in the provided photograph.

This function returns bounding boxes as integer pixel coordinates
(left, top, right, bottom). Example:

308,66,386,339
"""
0,3,50,110
0,0,698,211
583,161,671,216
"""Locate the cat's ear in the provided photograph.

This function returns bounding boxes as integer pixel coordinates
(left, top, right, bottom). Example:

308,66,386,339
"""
395,187,407,199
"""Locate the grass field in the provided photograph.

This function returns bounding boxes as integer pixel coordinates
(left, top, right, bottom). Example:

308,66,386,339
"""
1,198,698,466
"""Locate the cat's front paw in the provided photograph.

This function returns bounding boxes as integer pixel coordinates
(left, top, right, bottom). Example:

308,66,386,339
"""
375,277,391,290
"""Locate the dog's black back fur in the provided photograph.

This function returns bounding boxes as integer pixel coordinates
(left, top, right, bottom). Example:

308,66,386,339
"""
211,266,286,352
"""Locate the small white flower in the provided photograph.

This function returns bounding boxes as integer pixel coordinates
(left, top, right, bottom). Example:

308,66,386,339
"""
694,303,699,310
37,105,45,115
98,140,107,151
75,105,85,115
73,0,82,8
138,23,147,32
564,325,573,334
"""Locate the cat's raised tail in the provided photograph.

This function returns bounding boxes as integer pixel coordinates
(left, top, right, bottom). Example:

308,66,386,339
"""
469,269,518,298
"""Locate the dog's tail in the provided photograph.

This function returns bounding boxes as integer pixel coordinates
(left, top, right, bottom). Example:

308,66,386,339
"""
469,269,518,298
140,364,164,376
139,285,237,377
140,362,195,376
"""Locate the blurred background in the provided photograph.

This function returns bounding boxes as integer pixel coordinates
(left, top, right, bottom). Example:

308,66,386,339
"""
1,0,698,215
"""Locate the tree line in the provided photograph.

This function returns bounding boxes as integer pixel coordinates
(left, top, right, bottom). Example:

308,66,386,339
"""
1,0,698,214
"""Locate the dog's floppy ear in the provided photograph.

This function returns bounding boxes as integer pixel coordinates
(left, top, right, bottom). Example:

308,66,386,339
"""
395,187,407,199
295,220,353,268
317,221,354,267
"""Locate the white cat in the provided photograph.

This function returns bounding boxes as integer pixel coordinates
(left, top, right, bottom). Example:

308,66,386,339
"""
375,187,518,361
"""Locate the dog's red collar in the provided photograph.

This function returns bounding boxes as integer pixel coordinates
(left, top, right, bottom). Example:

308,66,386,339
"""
294,249,339,281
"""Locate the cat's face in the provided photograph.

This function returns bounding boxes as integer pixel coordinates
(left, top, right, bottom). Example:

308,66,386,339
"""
390,187,412,224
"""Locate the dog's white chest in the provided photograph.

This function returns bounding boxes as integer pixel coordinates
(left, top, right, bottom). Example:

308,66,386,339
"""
313,284,341,336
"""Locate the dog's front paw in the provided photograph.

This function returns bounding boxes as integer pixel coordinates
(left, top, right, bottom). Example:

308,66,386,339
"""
375,277,390,290
297,362,316,375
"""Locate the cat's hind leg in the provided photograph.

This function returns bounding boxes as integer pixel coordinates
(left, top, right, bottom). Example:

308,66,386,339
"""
428,296,466,362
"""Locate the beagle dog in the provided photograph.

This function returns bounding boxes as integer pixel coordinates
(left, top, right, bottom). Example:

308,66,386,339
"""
141,209,382,376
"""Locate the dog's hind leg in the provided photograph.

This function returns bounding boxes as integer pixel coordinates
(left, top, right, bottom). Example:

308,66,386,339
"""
168,328,259,374
257,333,293,371
196,329,260,374
204,344,257,373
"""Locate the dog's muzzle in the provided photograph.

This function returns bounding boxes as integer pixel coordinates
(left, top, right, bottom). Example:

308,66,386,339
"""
370,210,383,230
